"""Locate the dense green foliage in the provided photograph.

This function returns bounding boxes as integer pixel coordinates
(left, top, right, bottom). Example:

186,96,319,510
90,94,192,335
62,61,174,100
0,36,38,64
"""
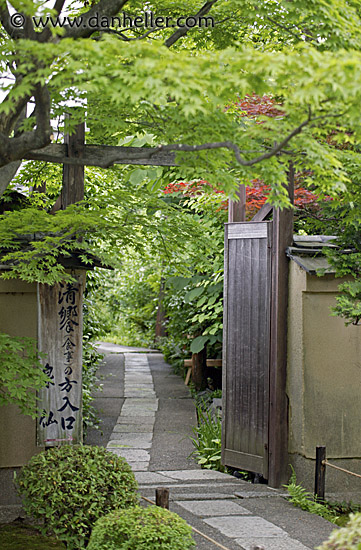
318,513,361,549
15,445,138,549
89,255,161,347
91,188,226,361
3,0,361,203
0,333,49,417
87,505,195,550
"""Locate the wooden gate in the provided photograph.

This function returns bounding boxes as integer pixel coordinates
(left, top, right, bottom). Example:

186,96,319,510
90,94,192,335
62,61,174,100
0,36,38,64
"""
222,199,293,487
222,221,272,479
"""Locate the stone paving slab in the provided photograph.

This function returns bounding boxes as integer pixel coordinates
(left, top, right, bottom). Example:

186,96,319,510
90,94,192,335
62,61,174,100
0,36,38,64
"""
121,403,158,410
125,367,151,370
125,387,154,391
109,440,152,449
115,416,155,424
124,369,150,373
124,389,156,393
235,490,283,499
129,462,150,471
108,448,150,461
124,397,159,406
113,424,154,433
124,392,157,397
119,411,156,418
170,493,237,501
124,385,154,389
120,410,157,416
120,407,157,414
124,383,155,387
158,470,233,481
176,500,251,517
235,537,311,550
122,398,158,405
125,370,149,376
108,434,153,446
135,472,177,484
124,376,154,381
203,516,289,539
138,482,248,490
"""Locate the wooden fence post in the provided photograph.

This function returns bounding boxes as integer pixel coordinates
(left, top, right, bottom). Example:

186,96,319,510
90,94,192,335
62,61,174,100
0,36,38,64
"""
267,164,294,487
228,185,246,222
314,446,326,501
155,487,169,509
61,118,85,208
191,348,207,391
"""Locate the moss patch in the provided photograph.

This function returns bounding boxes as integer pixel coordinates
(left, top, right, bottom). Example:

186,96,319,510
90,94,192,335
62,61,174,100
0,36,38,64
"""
0,522,65,550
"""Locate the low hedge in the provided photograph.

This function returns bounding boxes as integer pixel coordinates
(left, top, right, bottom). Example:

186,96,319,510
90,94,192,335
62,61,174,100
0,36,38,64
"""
87,505,195,550
15,445,138,549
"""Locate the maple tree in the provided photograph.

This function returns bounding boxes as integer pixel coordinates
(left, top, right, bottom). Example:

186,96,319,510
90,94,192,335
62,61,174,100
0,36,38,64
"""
1,0,361,206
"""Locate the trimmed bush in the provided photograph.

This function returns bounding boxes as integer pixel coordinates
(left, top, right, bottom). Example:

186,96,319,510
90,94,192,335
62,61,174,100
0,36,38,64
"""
15,445,138,549
318,512,361,549
87,505,195,550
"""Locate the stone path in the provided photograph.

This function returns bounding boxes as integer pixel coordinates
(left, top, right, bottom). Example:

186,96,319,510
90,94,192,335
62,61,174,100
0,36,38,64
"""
107,353,157,470
103,347,335,550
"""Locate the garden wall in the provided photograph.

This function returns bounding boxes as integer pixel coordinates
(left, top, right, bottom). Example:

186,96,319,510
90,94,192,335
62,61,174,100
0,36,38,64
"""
0,279,43,506
287,260,361,496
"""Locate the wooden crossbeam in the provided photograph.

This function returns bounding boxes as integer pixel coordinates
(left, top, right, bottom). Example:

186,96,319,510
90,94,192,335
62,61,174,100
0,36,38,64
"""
184,358,222,368
251,202,273,222
24,144,177,167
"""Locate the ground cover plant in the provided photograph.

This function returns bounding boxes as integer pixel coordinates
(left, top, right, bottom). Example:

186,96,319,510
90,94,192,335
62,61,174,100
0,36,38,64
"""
190,404,223,472
0,521,65,550
285,469,361,527
285,469,338,524
15,445,138,549
87,505,195,550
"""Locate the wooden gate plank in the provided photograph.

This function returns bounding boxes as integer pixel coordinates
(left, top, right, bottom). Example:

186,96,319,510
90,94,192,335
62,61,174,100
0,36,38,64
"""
222,222,271,477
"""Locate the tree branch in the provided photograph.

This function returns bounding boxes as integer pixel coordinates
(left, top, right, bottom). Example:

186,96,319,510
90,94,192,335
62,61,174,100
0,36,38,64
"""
64,0,130,39
0,3,24,39
165,0,219,48
0,85,52,168
153,113,314,166
266,16,317,44
54,0,66,15
0,161,21,196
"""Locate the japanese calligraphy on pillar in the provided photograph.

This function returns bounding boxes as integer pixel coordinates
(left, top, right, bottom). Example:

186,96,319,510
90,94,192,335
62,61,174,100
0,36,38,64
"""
37,273,84,446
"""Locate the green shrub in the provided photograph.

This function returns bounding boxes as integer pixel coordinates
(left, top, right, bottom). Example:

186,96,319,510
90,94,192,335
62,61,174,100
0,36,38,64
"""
190,405,224,472
87,505,195,550
15,445,138,549
317,512,361,549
